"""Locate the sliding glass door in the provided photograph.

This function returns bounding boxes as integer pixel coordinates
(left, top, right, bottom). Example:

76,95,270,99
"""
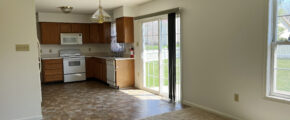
142,16,169,96
141,14,181,101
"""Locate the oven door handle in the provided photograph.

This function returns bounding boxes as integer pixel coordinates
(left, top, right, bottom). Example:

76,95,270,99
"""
64,58,84,61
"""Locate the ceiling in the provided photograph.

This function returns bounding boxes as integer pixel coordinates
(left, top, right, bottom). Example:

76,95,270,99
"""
35,0,153,14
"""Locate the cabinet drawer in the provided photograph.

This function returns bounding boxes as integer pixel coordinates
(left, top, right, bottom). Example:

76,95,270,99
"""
43,63,63,70
44,75,63,82
43,69,63,76
42,59,63,64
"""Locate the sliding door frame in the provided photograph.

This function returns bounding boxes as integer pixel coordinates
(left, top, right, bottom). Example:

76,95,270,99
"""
138,15,170,97
136,14,183,102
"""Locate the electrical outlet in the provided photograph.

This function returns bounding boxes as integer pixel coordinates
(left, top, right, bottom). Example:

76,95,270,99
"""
88,48,91,52
234,93,239,102
49,49,52,53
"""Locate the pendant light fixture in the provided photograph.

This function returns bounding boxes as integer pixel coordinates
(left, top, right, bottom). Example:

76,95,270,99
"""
91,0,111,23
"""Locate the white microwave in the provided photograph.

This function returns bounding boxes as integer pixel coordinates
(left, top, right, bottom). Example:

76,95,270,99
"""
61,33,83,45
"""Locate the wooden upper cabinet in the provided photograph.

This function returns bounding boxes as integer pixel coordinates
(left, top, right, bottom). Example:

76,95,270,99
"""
72,23,90,43
90,22,111,44
40,22,60,44
40,22,111,44
116,17,134,43
90,23,101,43
99,22,111,43
60,23,72,33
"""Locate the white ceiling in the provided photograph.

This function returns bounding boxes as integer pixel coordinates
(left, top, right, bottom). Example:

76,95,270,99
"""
35,0,152,14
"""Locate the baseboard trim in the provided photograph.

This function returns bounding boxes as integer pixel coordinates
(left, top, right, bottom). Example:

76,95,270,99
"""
15,115,43,120
182,100,241,120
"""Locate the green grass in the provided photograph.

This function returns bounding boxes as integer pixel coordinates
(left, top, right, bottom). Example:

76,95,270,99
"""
146,45,158,50
145,59,181,88
276,59,290,92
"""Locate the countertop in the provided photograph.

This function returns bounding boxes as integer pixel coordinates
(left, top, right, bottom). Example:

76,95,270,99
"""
41,53,134,60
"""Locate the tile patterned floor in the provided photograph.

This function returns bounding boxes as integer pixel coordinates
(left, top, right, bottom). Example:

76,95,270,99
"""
141,107,232,120
41,80,185,120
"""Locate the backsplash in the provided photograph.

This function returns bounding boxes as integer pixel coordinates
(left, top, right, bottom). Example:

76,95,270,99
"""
41,43,133,56
41,44,111,55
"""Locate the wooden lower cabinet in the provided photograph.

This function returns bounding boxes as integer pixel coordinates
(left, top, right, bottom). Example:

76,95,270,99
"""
86,58,95,78
85,57,107,82
42,59,64,83
116,59,135,88
85,58,135,88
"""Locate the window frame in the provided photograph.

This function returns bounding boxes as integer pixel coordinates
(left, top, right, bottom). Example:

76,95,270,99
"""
267,0,290,101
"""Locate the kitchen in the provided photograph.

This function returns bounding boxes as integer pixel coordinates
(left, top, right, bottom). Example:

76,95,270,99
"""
39,14,135,88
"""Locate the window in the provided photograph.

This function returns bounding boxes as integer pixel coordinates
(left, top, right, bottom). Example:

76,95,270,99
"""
268,0,290,100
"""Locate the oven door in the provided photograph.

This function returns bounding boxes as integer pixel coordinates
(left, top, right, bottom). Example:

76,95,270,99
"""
63,58,86,74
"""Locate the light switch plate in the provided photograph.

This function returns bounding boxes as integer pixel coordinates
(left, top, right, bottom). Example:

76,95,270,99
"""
16,44,29,51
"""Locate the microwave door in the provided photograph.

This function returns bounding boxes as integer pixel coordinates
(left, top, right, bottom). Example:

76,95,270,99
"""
62,37,77,45
61,33,83,45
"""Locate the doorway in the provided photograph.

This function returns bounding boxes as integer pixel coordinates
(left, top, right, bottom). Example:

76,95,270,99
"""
141,15,181,101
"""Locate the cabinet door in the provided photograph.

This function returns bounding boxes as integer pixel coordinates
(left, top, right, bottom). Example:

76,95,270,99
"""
90,23,100,43
72,23,90,43
93,58,100,79
100,22,111,43
116,17,134,43
60,23,72,33
116,18,124,43
40,22,60,44
86,58,95,78
116,60,135,88
101,59,107,82
42,59,64,83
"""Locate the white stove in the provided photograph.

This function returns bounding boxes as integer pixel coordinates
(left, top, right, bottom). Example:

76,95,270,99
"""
60,49,86,83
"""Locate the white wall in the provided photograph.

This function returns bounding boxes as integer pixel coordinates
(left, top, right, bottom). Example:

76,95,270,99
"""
134,0,290,120
38,12,92,23
113,6,136,19
0,0,42,120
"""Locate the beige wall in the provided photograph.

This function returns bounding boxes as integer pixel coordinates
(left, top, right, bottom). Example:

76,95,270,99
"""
38,12,92,23
0,0,42,120
113,6,136,19
134,0,290,120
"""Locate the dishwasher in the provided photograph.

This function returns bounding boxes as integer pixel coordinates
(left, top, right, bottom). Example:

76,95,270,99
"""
106,59,117,88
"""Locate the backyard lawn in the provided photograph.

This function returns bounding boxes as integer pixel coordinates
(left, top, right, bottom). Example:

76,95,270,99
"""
145,59,180,88
276,59,290,92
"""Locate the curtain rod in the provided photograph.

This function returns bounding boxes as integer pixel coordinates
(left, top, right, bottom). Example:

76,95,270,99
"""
134,8,180,20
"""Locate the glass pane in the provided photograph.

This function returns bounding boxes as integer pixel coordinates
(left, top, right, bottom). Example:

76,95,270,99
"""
153,21,159,36
143,23,148,36
147,22,153,36
275,45,290,93
176,15,181,102
161,19,168,35
143,21,159,91
278,0,290,16
277,17,290,41
275,70,290,93
69,61,80,66
160,18,169,96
